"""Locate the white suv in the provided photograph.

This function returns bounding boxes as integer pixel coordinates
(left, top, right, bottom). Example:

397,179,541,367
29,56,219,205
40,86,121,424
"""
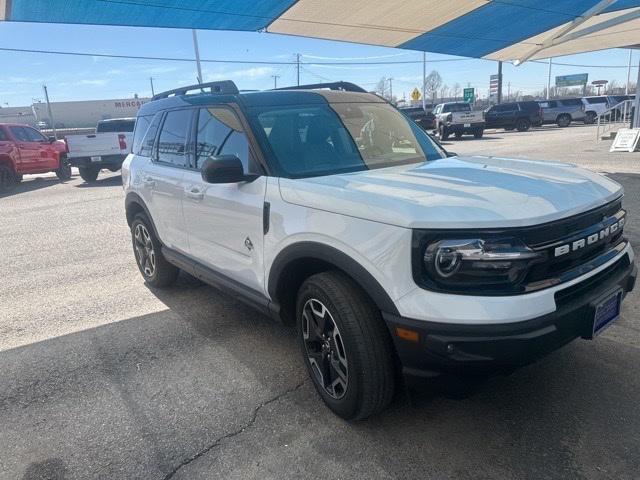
123,81,636,420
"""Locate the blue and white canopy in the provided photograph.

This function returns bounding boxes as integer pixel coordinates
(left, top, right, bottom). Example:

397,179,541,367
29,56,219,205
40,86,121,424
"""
1,0,640,62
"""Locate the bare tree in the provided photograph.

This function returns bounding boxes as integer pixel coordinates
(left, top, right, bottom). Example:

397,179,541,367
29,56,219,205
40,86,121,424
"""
451,82,461,101
375,77,388,98
424,70,442,104
440,84,448,102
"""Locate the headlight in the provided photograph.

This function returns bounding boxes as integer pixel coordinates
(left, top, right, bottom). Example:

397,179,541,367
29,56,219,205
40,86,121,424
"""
422,238,543,291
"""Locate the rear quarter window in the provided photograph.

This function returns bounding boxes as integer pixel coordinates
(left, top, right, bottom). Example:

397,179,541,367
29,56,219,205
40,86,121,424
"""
585,97,607,104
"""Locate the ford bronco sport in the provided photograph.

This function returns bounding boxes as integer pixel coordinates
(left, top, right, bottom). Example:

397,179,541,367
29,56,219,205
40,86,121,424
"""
123,81,636,420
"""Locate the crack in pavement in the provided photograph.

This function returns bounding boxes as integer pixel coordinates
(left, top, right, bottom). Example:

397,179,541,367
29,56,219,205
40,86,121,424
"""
161,378,309,480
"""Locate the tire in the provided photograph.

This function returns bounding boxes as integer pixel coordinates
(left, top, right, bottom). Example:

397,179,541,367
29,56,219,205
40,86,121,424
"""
439,125,449,141
79,166,100,183
556,114,571,128
131,213,179,288
297,271,396,420
454,132,463,139
473,128,484,139
0,164,17,192
55,155,72,181
584,111,597,124
516,118,531,132
15,174,23,183
504,126,515,131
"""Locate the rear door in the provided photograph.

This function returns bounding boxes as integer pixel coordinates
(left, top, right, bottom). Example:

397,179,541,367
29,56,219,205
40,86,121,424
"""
144,108,192,253
181,105,267,292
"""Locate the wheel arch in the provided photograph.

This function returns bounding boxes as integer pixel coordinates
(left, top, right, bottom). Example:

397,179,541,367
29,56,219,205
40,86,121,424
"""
268,242,399,326
0,155,16,172
125,192,160,240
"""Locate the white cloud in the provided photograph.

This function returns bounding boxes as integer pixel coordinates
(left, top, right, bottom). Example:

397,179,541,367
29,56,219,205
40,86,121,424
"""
204,66,274,82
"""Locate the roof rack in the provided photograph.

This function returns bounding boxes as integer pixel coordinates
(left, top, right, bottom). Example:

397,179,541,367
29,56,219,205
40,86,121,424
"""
152,80,239,101
273,81,367,93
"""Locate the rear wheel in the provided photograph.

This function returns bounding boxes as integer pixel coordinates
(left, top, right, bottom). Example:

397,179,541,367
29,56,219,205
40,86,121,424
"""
473,128,484,139
79,165,100,183
516,118,531,132
15,174,23,183
556,114,571,128
55,155,72,181
0,164,17,192
584,111,597,124
454,132,463,139
130,213,179,288
297,271,396,420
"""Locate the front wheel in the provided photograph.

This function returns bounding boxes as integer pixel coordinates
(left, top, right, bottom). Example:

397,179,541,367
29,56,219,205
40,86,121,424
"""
0,164,17,192
439,125,449,141
584,111,597,124
79,165,100,183
55,155,72,181
474,128,484,139
131,213,179,288
297,271,396,420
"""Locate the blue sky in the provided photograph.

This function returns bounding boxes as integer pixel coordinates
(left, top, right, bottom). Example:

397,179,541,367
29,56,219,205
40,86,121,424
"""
0,21,637,107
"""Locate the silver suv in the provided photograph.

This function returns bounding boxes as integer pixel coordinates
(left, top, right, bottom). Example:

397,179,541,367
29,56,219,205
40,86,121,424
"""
538,98,585,127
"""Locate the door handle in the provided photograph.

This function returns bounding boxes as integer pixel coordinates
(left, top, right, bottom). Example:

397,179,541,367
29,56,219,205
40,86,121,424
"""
184,186,204,200
141,176,156,188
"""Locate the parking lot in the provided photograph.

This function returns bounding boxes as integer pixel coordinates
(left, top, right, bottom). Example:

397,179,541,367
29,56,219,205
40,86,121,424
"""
1,125,639,479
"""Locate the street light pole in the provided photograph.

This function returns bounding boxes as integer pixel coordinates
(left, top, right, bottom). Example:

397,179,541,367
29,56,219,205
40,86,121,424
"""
296,53,301,86
42,84,57,139
546,58,552,99
271,74,280,89
149,77,155,97
422,51,426,110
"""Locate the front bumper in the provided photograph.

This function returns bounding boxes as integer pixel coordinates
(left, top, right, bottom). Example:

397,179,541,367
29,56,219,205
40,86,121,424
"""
384,254,636,379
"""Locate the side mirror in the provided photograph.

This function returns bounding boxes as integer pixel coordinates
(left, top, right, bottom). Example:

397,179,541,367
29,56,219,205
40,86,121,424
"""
446,151,458,157
48,136,57,143
201,155,255,184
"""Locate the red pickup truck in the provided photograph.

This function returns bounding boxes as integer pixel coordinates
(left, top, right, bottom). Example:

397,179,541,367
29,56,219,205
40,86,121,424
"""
0,123,71,192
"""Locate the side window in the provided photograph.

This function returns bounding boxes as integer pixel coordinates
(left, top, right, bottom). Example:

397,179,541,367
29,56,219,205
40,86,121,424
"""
156,109,192,167
9,126,29,142
24,127,48,142
132,115,152,155
196,107,250,171
138,113,162,157
0,129,7,141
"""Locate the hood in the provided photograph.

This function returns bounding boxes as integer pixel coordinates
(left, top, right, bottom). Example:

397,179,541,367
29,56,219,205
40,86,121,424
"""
278,156,623,229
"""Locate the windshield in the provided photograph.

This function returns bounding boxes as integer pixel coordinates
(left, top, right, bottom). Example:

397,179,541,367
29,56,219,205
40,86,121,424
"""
251,102,443,178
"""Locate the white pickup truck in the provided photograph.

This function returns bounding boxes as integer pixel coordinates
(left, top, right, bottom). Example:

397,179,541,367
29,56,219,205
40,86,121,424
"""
65,118,135,182
433,102,485,140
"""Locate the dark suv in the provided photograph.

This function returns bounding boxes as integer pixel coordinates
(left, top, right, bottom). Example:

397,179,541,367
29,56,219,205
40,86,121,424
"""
484,101,543,131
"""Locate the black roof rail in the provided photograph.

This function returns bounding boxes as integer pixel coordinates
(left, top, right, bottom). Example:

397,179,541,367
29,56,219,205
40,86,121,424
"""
273,81,367,93
152,80,239,101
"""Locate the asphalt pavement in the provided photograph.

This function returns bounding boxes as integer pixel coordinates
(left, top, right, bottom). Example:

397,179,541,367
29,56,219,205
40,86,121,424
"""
1,125,639,479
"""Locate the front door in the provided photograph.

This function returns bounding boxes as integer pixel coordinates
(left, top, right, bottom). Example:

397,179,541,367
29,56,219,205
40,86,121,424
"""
143,108,192,253
8,126,40,172
182,106,266,293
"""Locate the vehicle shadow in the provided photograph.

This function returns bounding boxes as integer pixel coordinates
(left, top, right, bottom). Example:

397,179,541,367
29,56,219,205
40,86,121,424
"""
75,173,122,188
0,175,72,199
2,269,638,478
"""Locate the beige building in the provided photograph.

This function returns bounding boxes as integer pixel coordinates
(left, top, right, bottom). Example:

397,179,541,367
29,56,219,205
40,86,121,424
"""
0,97,150,128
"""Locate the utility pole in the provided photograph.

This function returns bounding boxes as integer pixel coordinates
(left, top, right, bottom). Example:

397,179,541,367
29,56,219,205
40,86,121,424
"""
271,74,280,89
149,77,155,97
634,54,640,128
546,58,552,99
192,29,203,84
422,51,426,110
507,82,511,102
388,78,393,102
497,61,503,104
626,49,633,95
296,53,301,86
42,84,57,139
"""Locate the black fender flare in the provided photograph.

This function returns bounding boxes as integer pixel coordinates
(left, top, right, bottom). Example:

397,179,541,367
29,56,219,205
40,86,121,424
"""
268,241,400,316
125,192,160,240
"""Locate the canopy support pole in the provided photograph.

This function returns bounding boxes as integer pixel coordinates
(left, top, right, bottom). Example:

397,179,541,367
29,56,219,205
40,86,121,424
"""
546,58,552,99
192,29,203,84
422,52,426,110
633,54,640,128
